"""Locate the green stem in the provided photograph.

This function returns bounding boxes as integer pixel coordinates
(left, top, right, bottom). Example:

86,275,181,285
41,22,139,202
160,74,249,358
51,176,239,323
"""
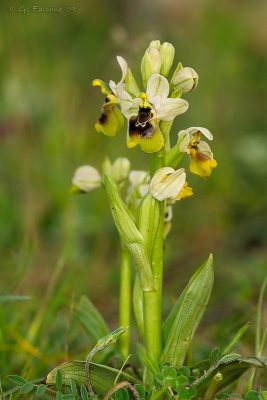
256,275,267,356
166,147,184,168
142,154,165,362
119,247,131,358
133,274,144,338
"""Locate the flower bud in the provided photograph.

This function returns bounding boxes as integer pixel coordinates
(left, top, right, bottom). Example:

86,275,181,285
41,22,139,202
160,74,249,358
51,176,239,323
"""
110,157,131,183
149,167,186,201
129,170,149,188
141,47,161,88
172,66,199,94
71,165,101,193
149,40,161,50
159,42,175,77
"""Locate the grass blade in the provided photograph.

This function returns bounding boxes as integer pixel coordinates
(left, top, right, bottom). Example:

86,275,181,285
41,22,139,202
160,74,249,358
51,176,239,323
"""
75,295,109,342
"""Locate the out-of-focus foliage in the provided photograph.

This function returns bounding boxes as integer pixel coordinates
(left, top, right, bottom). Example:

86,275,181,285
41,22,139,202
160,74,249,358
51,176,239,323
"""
0,0,266,386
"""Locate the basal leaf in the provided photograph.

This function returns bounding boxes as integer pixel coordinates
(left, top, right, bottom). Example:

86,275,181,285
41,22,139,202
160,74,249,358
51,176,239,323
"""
46,361,136,397
162,254,214,366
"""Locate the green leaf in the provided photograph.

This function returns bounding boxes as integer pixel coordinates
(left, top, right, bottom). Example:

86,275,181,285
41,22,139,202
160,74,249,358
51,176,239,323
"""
175,375,189,386
245,391,261,400
7,375,27,385
75,295,109,343
260,392,267,400
46,361,136,397
20,382,34,393
177,384,197,400
222,322,250,356
80,384,89,400
63,395,76,400
162,366,177,379
56,369,63,391
177,366,191,377
135,384,145,399
115,388,129,400
209,347,221,365
56,391,64,400
70,378,77,395
36,384,46,396
162,254,214,366
103,174,154,292
137,344,160,375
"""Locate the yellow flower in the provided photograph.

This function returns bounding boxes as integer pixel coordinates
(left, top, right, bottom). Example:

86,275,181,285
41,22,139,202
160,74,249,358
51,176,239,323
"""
149,167,187,201
93,80,124,137
122,74,188,153
177,127,217,178
94,95,124,137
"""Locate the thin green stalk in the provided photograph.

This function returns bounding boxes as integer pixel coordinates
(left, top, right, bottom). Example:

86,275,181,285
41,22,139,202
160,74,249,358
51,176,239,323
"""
166,147,184,168
256,275,267,356
247,274,267,391
142,154,165,362
119,247,131,358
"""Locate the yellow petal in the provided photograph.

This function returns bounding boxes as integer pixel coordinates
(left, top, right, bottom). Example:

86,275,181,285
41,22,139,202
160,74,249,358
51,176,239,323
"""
127,132,141,148
176,181,193,200
190,148,217,178
96,103,124,137
92,79,111,95
139,127,164,153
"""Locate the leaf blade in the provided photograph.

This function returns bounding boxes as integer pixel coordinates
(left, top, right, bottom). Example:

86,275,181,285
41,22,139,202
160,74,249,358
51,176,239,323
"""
162,254,214,366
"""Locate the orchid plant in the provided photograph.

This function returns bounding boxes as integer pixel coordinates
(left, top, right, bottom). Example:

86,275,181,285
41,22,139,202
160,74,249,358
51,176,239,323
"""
43,41,266,399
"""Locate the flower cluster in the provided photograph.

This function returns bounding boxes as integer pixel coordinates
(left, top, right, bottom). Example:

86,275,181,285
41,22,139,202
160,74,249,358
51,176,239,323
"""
72,40,217,211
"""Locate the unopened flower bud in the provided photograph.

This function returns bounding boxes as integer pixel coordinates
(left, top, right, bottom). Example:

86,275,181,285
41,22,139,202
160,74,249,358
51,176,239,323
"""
149,167,186,201
110,157,131,183
141,46,161,88
71,165,101,193
149,40,161,50
172,66,199,93
160,42,175,77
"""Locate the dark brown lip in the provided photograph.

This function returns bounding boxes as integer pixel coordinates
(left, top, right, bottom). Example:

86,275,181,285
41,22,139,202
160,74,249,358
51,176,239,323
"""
129,115,155,139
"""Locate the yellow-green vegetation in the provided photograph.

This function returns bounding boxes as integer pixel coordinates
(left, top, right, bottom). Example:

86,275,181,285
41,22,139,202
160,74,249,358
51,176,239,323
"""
0,1,267,399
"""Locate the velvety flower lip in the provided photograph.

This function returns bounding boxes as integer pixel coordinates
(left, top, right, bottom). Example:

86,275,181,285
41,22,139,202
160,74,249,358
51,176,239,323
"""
119,74,189,153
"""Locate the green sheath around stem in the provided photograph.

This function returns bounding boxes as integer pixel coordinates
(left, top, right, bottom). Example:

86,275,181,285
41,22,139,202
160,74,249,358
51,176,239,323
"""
119,247,131,357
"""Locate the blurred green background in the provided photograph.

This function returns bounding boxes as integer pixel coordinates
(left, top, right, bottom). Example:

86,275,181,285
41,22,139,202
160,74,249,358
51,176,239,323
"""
0,0,267,381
